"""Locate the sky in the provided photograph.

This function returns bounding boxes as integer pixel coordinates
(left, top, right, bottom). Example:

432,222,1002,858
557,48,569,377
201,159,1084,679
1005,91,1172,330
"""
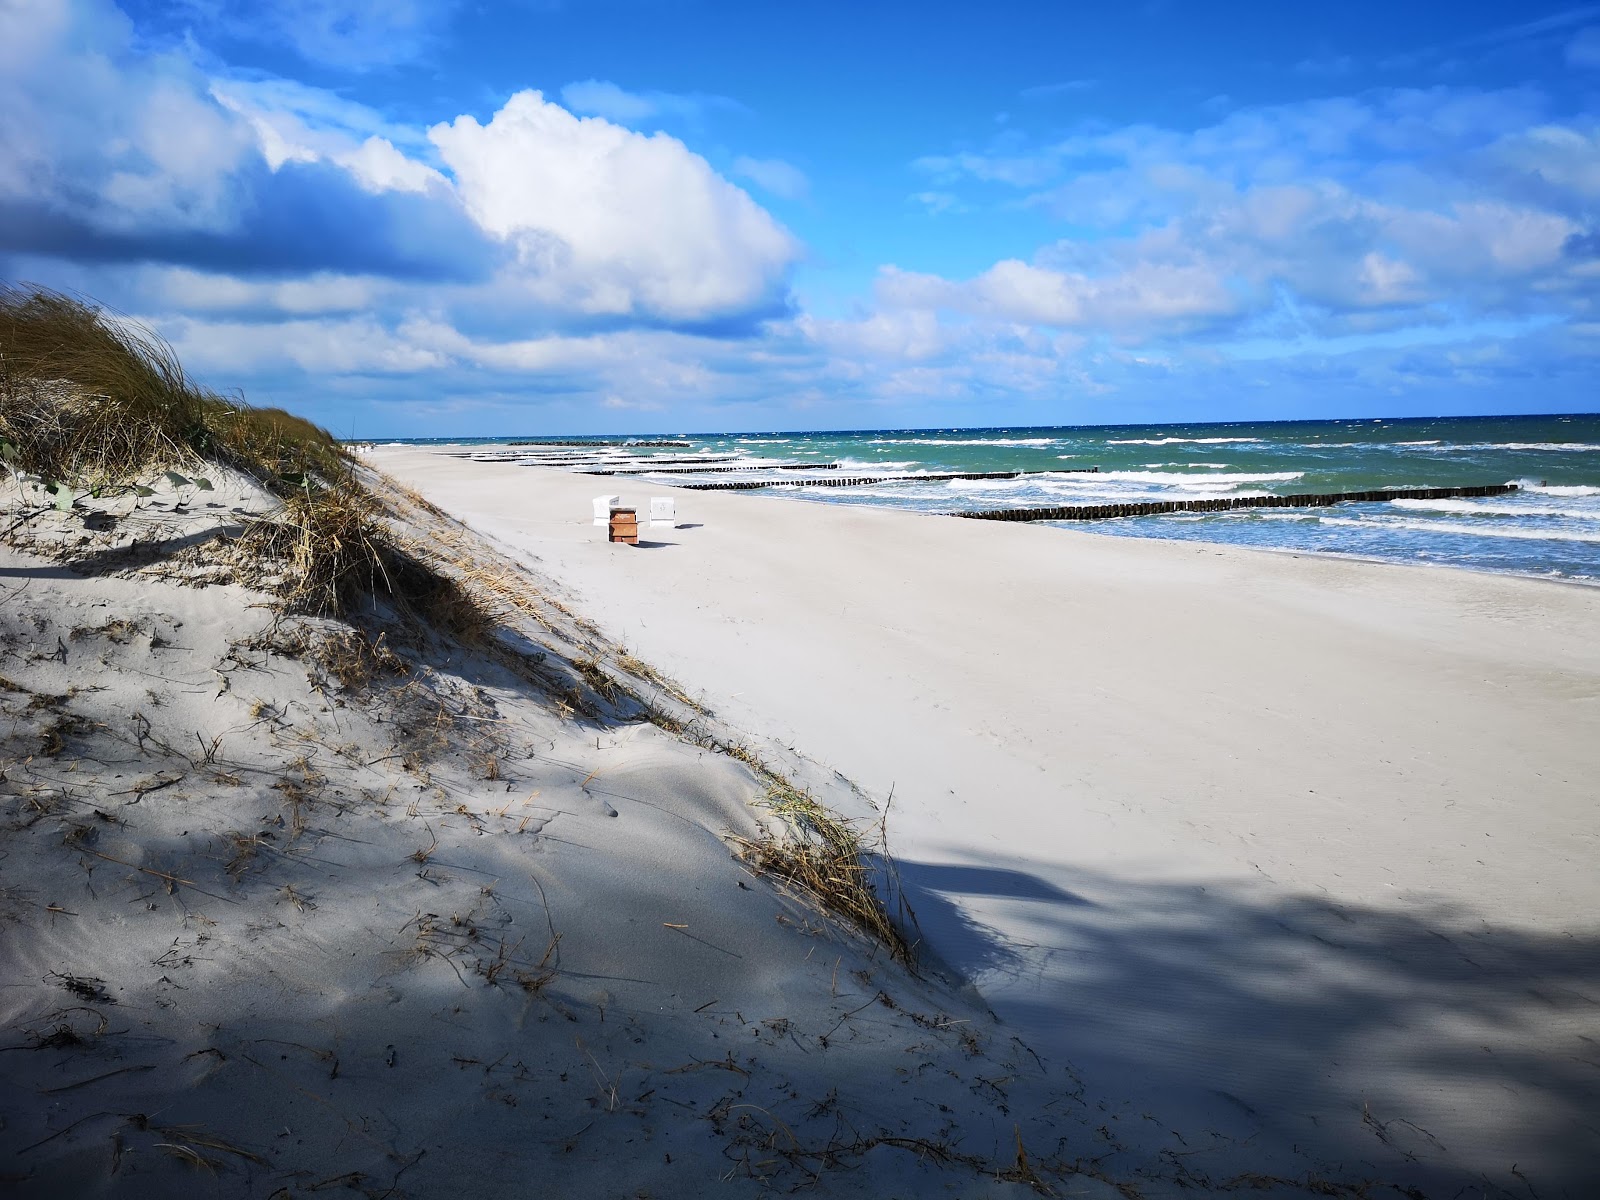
2,0,1598,436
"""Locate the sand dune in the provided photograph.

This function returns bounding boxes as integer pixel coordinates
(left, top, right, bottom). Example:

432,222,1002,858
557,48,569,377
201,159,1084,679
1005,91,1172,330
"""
1,465,1133,1199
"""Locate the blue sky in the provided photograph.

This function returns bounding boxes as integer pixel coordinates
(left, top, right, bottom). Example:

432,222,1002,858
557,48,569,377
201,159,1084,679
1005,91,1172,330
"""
2,0,1598,436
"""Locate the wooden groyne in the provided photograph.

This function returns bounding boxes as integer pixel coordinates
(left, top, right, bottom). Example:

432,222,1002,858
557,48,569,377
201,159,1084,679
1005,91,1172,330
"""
953,483,1518,522
678,467,1101,492
584,462,843,476
549,456,744,469
507,439,692,448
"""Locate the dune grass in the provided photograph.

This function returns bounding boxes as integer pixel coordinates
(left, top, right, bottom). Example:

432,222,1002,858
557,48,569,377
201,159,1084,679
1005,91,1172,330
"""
0,284,345,489
0,284,487,629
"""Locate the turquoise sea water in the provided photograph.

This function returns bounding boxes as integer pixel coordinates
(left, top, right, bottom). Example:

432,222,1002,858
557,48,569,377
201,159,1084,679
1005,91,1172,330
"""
392,414,1600,584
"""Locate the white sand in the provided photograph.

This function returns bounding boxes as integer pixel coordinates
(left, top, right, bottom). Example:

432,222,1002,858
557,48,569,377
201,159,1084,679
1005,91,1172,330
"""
2,468,1131,1199
378,445,1600,1197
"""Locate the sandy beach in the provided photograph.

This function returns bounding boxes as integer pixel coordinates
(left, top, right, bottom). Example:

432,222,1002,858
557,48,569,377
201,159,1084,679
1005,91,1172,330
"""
5,452,1113,1199
376,444,1600,1196
3,411,1594,1198
11,3,1600,1191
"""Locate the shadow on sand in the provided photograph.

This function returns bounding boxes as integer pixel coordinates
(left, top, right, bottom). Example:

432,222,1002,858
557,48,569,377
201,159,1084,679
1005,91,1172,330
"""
891,855,1600,1198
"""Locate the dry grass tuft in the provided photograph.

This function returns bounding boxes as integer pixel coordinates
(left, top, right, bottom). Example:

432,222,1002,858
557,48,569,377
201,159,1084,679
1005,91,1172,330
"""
312,628,408,692
731,774,913,964
231,483,491,636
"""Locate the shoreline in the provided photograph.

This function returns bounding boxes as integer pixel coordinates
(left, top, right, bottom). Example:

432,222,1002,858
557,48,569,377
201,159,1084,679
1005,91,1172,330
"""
735,483,1600,589
357,413,1600,589
378,443,1600,1195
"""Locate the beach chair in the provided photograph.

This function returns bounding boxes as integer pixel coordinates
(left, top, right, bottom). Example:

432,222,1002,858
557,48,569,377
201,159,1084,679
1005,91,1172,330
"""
593,494,621,526
649,497,676,528
608,508,639,545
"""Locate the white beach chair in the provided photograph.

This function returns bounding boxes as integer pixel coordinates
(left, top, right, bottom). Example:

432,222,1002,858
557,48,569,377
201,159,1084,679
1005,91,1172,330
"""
649,497,676,528
593,494,621,526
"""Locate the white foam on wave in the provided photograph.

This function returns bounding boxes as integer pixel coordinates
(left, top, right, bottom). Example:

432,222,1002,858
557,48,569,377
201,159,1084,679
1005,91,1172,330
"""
836,457,917,470
870,437,1059,447
1095,469,1303,485
1418,442,1600,453
953,479,1275,504
736,438,791,445
1319,515,1600,543
1390,498,1600,520
1104,436,1264,446
1526,482,1600,496
802,487,942,501
953,477,1026,491
1394,440,1441,446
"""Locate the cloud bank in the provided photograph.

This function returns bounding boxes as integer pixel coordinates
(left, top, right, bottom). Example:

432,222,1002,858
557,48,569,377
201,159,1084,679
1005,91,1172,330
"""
4,0,1598,434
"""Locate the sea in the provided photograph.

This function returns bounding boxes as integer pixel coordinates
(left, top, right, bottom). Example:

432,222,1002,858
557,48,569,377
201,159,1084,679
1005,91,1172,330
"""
390,413,1600,585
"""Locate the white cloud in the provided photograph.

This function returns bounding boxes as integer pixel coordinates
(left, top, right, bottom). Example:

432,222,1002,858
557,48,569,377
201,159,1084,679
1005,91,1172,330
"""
890,87,1600,347
796,309,948,361
429,90,799,321
0,0,251,228
8,3,1598,431
210,81,447,193
166,313,448,374
731,156,809,200
877,259,1242,333
147,266,385,314
4,7,798,328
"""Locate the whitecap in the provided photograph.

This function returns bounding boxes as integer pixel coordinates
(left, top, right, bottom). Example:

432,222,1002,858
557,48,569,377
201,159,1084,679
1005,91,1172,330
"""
1094,469,1303,484
1319,516,1600,543
1419,442,1600,452
869,437,1059,447
1390,498,1600,520
1525,483,1600,496
1104,436,1265,445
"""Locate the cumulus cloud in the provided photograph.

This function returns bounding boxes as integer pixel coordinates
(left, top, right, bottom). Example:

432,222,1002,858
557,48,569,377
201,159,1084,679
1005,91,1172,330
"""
0,0,492,279
796,309,948,361
7,1,1596,432
430,91,798,322
877,259,1243,334
888,87,1600,344
4,2,799,333
166,312,449,374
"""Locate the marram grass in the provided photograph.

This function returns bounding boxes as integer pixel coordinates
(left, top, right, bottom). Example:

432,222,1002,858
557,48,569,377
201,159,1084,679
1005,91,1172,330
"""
0,283,344,488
